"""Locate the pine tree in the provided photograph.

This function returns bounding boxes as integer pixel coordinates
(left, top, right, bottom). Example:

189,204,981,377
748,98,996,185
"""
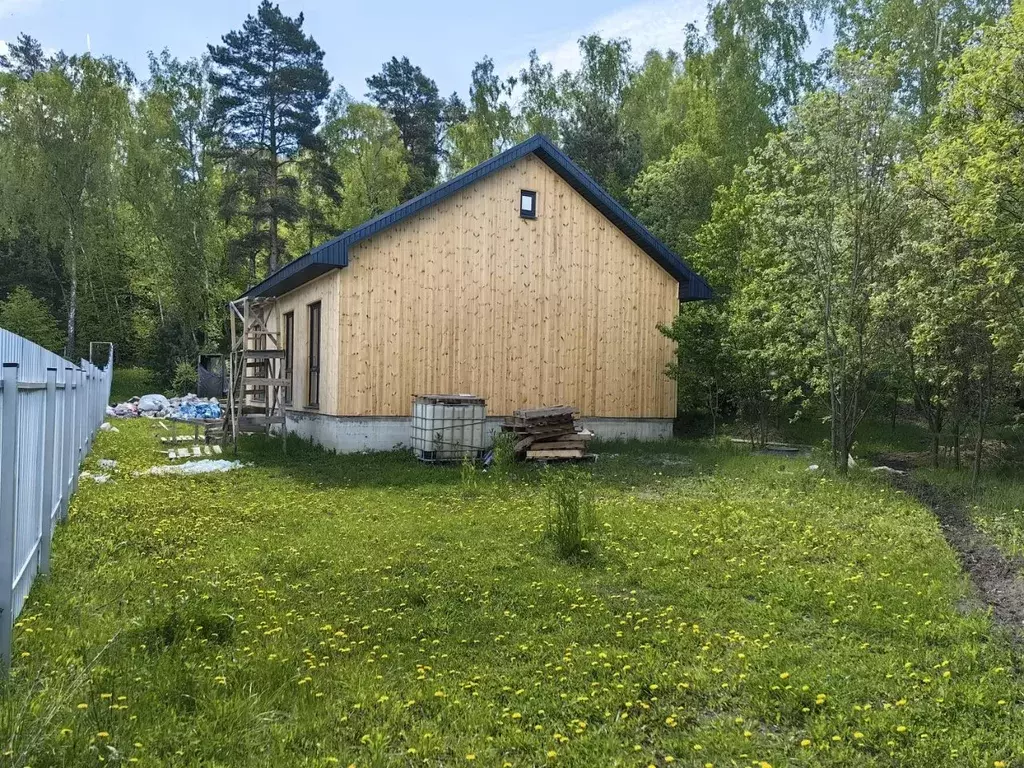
0,33,47,79
207,0,331,277
366,57,446,196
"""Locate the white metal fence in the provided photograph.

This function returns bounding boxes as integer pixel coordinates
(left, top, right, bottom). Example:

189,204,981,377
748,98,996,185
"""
0,329,112,674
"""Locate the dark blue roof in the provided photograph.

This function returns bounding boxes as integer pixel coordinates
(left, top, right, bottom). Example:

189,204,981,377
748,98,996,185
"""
243,134,712,302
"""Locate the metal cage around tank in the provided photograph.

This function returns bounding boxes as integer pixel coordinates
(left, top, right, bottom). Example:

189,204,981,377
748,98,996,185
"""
411,394,487,462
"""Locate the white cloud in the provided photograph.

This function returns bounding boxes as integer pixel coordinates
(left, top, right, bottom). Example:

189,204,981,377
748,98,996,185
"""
509,0,706,76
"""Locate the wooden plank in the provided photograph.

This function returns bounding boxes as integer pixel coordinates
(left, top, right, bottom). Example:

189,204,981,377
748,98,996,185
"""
243,378,290,387
244,349,287,359
513,406,576,420
526,449,585,459
529,440,589,451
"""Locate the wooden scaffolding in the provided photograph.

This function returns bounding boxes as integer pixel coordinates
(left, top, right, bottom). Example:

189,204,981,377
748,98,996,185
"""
228,297,289,452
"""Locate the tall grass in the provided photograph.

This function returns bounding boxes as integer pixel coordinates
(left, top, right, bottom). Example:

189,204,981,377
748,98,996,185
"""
489,431,517,479
541,465,597,561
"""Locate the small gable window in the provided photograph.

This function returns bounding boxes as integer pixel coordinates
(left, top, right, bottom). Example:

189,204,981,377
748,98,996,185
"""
520,189,537,219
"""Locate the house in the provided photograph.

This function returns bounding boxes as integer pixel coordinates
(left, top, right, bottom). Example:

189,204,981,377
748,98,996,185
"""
239,134,711,452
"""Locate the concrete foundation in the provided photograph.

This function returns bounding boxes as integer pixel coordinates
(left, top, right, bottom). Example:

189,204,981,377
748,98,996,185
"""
285,410,674,454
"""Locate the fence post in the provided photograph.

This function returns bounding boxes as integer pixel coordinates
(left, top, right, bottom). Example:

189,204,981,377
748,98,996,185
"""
71,368,81,496
40,368,57,575
0,363,20,673
61,366,75,520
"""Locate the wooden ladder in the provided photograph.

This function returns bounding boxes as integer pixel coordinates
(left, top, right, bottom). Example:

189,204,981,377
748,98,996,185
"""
228,297,290,453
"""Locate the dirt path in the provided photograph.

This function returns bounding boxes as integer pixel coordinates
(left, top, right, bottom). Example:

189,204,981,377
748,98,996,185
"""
889,472,1024,641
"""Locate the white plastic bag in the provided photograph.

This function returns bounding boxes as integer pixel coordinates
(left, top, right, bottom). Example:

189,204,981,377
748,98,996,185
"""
138,393,171,412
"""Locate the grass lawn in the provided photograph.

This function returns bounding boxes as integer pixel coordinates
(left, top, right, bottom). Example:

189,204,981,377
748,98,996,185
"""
3,421,1023,767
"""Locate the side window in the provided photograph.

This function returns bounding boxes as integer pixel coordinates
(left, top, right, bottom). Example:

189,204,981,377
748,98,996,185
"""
283,311,294,405
307,302,321,408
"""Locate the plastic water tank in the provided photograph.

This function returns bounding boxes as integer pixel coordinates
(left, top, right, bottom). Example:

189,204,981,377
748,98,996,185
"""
411,394,487,462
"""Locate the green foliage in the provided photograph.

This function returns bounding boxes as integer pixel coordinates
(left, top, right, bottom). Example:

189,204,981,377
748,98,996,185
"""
516,51,560,140
0,53,134,357
833,0,1007,120
0,286,64,352
489,431,517,480
207,0,332,276
628,143,722,262
110,367,158,403
323,103,410,230
448,57,522,172
171,360,198,395
558,36,642,200
697,56,911,467
366,56,449,196
541,465,597,561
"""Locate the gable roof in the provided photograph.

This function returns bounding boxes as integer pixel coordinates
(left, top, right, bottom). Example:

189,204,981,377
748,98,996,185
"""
242,134,712,302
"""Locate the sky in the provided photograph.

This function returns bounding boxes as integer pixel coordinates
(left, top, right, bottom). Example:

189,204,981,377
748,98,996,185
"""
0,0,711,97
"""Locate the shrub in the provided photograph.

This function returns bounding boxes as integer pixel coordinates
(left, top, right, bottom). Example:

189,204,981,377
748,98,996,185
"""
0,286,64,353
171,360,198,395
541,466,597,561
490,431,517,479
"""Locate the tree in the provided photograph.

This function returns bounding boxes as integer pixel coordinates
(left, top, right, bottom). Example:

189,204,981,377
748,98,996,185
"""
207,0,331,277
324,103,410,230
892,3,1024,482
718,57,910,471
620,49,686,167
628,144,721,263
833,0,1007,120
0,54,133,357
448,57,521,172
517,50,561,140
0,286,64,352
558,36,641,199
706,0,830,115
366,56,446,196
124,51,229,380
0,33,47,79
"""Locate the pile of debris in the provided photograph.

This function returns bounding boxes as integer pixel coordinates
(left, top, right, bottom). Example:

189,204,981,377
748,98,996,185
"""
107,393,222,421
502,406,594,461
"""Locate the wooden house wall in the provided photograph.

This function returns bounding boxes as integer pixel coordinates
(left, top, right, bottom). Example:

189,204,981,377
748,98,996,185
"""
266,270,342,415
331,154,679,418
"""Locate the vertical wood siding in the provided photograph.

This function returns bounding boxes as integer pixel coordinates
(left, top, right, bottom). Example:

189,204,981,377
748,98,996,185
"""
325,154,679,418
268,271,342,414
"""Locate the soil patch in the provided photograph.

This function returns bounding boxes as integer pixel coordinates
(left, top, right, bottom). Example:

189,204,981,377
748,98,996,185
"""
889,472,1024,641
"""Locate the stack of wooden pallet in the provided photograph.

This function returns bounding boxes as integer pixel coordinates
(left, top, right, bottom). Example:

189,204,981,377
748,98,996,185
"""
503,406,594,460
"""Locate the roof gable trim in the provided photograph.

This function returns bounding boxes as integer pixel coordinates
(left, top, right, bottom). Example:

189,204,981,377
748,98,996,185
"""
244,134,711,301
